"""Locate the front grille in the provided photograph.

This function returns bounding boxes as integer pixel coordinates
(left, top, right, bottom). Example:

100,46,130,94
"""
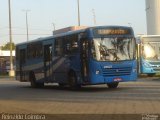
152,67,160,72
102,67,132,77
149,62,160,65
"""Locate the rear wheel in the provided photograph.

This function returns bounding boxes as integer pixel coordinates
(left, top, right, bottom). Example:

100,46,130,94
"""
29,72,44,88
107,82,119,88
68,71,81,90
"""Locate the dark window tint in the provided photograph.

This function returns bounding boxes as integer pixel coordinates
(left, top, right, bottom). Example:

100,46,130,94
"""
27,42,43,59
55,37,64,56
65,34,78,55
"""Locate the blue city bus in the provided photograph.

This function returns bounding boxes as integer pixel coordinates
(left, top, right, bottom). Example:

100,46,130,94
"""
16,26,137,89
137,35,160,76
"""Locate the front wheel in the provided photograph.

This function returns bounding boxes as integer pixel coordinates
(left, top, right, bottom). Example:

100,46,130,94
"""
107,82,119,88
147,73,156,77
58,83,66,87
68,72,81,90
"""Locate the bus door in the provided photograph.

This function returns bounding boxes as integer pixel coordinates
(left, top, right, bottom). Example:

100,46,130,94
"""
80,39,89,82
19,49,26,81
44,44,52,81
136,43,141,74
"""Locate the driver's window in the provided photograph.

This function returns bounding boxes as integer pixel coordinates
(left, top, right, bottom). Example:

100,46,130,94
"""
82,40,89,58
91,41,96,59
91,40,101,60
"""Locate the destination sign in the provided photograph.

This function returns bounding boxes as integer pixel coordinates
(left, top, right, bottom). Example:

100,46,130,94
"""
93,27,134,37
97,29,130,35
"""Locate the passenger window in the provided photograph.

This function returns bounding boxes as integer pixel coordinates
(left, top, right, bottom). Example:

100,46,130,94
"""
27,42,43,59
55,38,64,56
44,45,52,62
20,49,26,64
65,35,78,55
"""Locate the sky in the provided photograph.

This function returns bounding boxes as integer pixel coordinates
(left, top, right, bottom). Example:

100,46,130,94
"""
0,0,146,45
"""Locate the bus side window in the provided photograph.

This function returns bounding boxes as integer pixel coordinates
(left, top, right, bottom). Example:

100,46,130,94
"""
65,34,78,55
16,47,19,61
65,41,71,54
20,49,26,64
27,42,43,59
44,45,52,62
55,38,63,56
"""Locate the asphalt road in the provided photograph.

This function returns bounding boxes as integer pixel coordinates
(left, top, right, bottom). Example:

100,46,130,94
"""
0,77,160,119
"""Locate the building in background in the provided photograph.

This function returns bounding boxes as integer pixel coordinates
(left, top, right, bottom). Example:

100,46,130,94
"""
146,0,160,35
0,50,15,74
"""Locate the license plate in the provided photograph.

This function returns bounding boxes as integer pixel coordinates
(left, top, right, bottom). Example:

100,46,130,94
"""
114,78,122,82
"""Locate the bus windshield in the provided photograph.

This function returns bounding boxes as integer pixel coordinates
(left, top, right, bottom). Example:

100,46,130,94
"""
142,43,158,61
91,37,135,61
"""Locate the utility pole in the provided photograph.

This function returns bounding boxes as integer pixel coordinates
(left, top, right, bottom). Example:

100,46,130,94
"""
128,23,132,27
8,0,14,76
22,10,30,41
92,9,97,25
77,0,80,26
52,23,56,31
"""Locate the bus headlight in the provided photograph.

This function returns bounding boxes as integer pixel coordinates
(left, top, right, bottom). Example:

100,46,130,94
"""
133,68,137,73
96,70,100,74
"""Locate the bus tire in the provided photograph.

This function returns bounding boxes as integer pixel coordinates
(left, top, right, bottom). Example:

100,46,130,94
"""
107,82,119,88
68,71,81,90
147,73,155,77
58,83,66,87
29,72,44,88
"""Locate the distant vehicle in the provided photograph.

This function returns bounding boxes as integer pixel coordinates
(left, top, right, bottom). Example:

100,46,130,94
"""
137,35,160,76
5,61,10,73
0,50,15,74
5,61,15,73
0,67,5,73
16,26,137,89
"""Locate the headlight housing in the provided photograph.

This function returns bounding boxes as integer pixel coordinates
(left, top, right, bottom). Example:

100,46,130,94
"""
95,70,100,74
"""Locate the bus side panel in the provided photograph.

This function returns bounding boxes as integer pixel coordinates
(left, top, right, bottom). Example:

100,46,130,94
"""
52,56,69,83
52,34,82,84
25,59,44,82
50,55,82,84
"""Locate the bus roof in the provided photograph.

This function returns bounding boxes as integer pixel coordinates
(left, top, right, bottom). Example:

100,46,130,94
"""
16,25,133,46
16,36,54,46
53,26,88,35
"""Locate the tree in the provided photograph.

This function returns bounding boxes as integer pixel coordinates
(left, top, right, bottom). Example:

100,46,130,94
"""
1,42,15,50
